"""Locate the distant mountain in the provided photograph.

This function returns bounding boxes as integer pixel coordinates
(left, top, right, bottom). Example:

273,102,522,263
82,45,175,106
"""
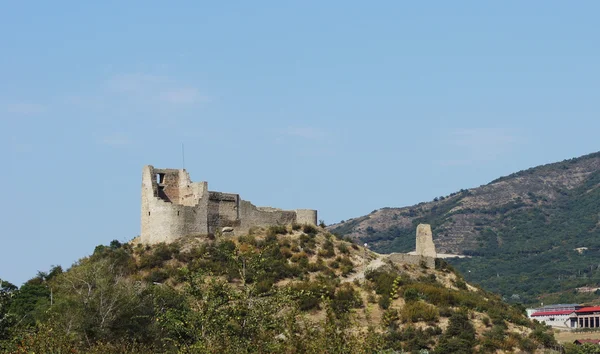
330,151,600,303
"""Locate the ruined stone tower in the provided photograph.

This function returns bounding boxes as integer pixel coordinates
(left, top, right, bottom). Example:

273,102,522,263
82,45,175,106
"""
141,165,317,244
416,224,437,258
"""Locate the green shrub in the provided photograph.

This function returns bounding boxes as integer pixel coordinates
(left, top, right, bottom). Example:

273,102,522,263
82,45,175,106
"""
403,287,419,302
267,225,288,237
400,301,439,323
439,306,453,317
144,269,169,283
365,270,406,296
338,243,350,255
318,240,336,258
290,251,308,263
254,278,274,294
291,222,301,231
280,247,293,259
302,224,318,235
291,280,335,311
307,259,326,272
299,233,316,252
434,309,476,354
378,294,391,309
331,284,362,316
454,278,468,290
139,243,173,269
238,234,257,246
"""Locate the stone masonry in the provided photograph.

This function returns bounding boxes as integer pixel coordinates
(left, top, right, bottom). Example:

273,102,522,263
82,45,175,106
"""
141,165,317,244
416,224,437,258
388,223,437,268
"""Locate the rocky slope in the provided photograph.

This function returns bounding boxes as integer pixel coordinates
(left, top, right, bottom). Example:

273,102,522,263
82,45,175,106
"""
329,151,600,303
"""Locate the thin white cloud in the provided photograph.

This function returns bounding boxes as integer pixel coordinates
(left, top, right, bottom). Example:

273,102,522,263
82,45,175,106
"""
100,133,131,147
106,73,209,105
438,128,520,165
159,87,210,104
283,126,327,140
107,73,166,94
4,102,46,115
449,128,517,148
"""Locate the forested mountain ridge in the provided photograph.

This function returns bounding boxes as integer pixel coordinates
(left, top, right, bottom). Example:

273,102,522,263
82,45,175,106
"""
329,151,600,303
0,226,555,353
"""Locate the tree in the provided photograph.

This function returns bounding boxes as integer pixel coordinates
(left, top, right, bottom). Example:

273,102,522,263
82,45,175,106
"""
0,279,17,344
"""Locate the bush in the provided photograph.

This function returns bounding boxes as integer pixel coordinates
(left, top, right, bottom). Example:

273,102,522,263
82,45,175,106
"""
454,279,468,290
290,252,308,263
144,269,169,283
302,224,318,235
139,243,173,269
255,278,274,294
267,225,288,237
365,270,406,296
331,284,362,316
291,280,335,311
299,234,316,252
338,243,350,255
280,247,293,259
400,302,439,323
403,287,419,302
307,259,326,272
378,294,391,309
318,240,336,258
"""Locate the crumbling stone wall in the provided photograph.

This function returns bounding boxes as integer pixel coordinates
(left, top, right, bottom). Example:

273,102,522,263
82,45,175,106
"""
387,223,437,269
387,253,435,269
140,165,317,244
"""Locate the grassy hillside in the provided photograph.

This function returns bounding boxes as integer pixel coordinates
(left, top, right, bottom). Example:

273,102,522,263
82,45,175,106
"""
0,225,555,353
329,151,600,304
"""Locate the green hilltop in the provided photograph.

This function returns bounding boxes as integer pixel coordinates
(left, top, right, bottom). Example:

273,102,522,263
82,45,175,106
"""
0,225,554,353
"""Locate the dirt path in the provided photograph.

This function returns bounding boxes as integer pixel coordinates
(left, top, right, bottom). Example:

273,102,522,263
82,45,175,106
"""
342,256,387,283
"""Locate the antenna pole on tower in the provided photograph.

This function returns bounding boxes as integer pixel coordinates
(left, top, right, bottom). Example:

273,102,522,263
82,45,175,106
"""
182,143,185,170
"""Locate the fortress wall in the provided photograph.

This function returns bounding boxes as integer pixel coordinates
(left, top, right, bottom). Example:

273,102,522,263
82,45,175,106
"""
238,200,297,233
142,200,188,244
142,198,210,244
141,165,318,243
296,209,318,225
183,201,209,238
154,169,181,203
387,253,435,269
208,192,241,233
141,166,210,244
178,170,206,206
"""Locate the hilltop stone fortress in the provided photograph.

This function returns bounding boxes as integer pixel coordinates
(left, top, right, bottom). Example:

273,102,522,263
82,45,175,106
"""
141,165,318,244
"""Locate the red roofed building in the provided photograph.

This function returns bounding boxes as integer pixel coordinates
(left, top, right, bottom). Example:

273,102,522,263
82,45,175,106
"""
530,310,575,329
574,339,600,345
574,307,600,329
526,304,600,329
526,304,580,329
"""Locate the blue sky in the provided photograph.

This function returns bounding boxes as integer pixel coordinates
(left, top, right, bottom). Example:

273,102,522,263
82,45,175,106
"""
1,1,599,285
